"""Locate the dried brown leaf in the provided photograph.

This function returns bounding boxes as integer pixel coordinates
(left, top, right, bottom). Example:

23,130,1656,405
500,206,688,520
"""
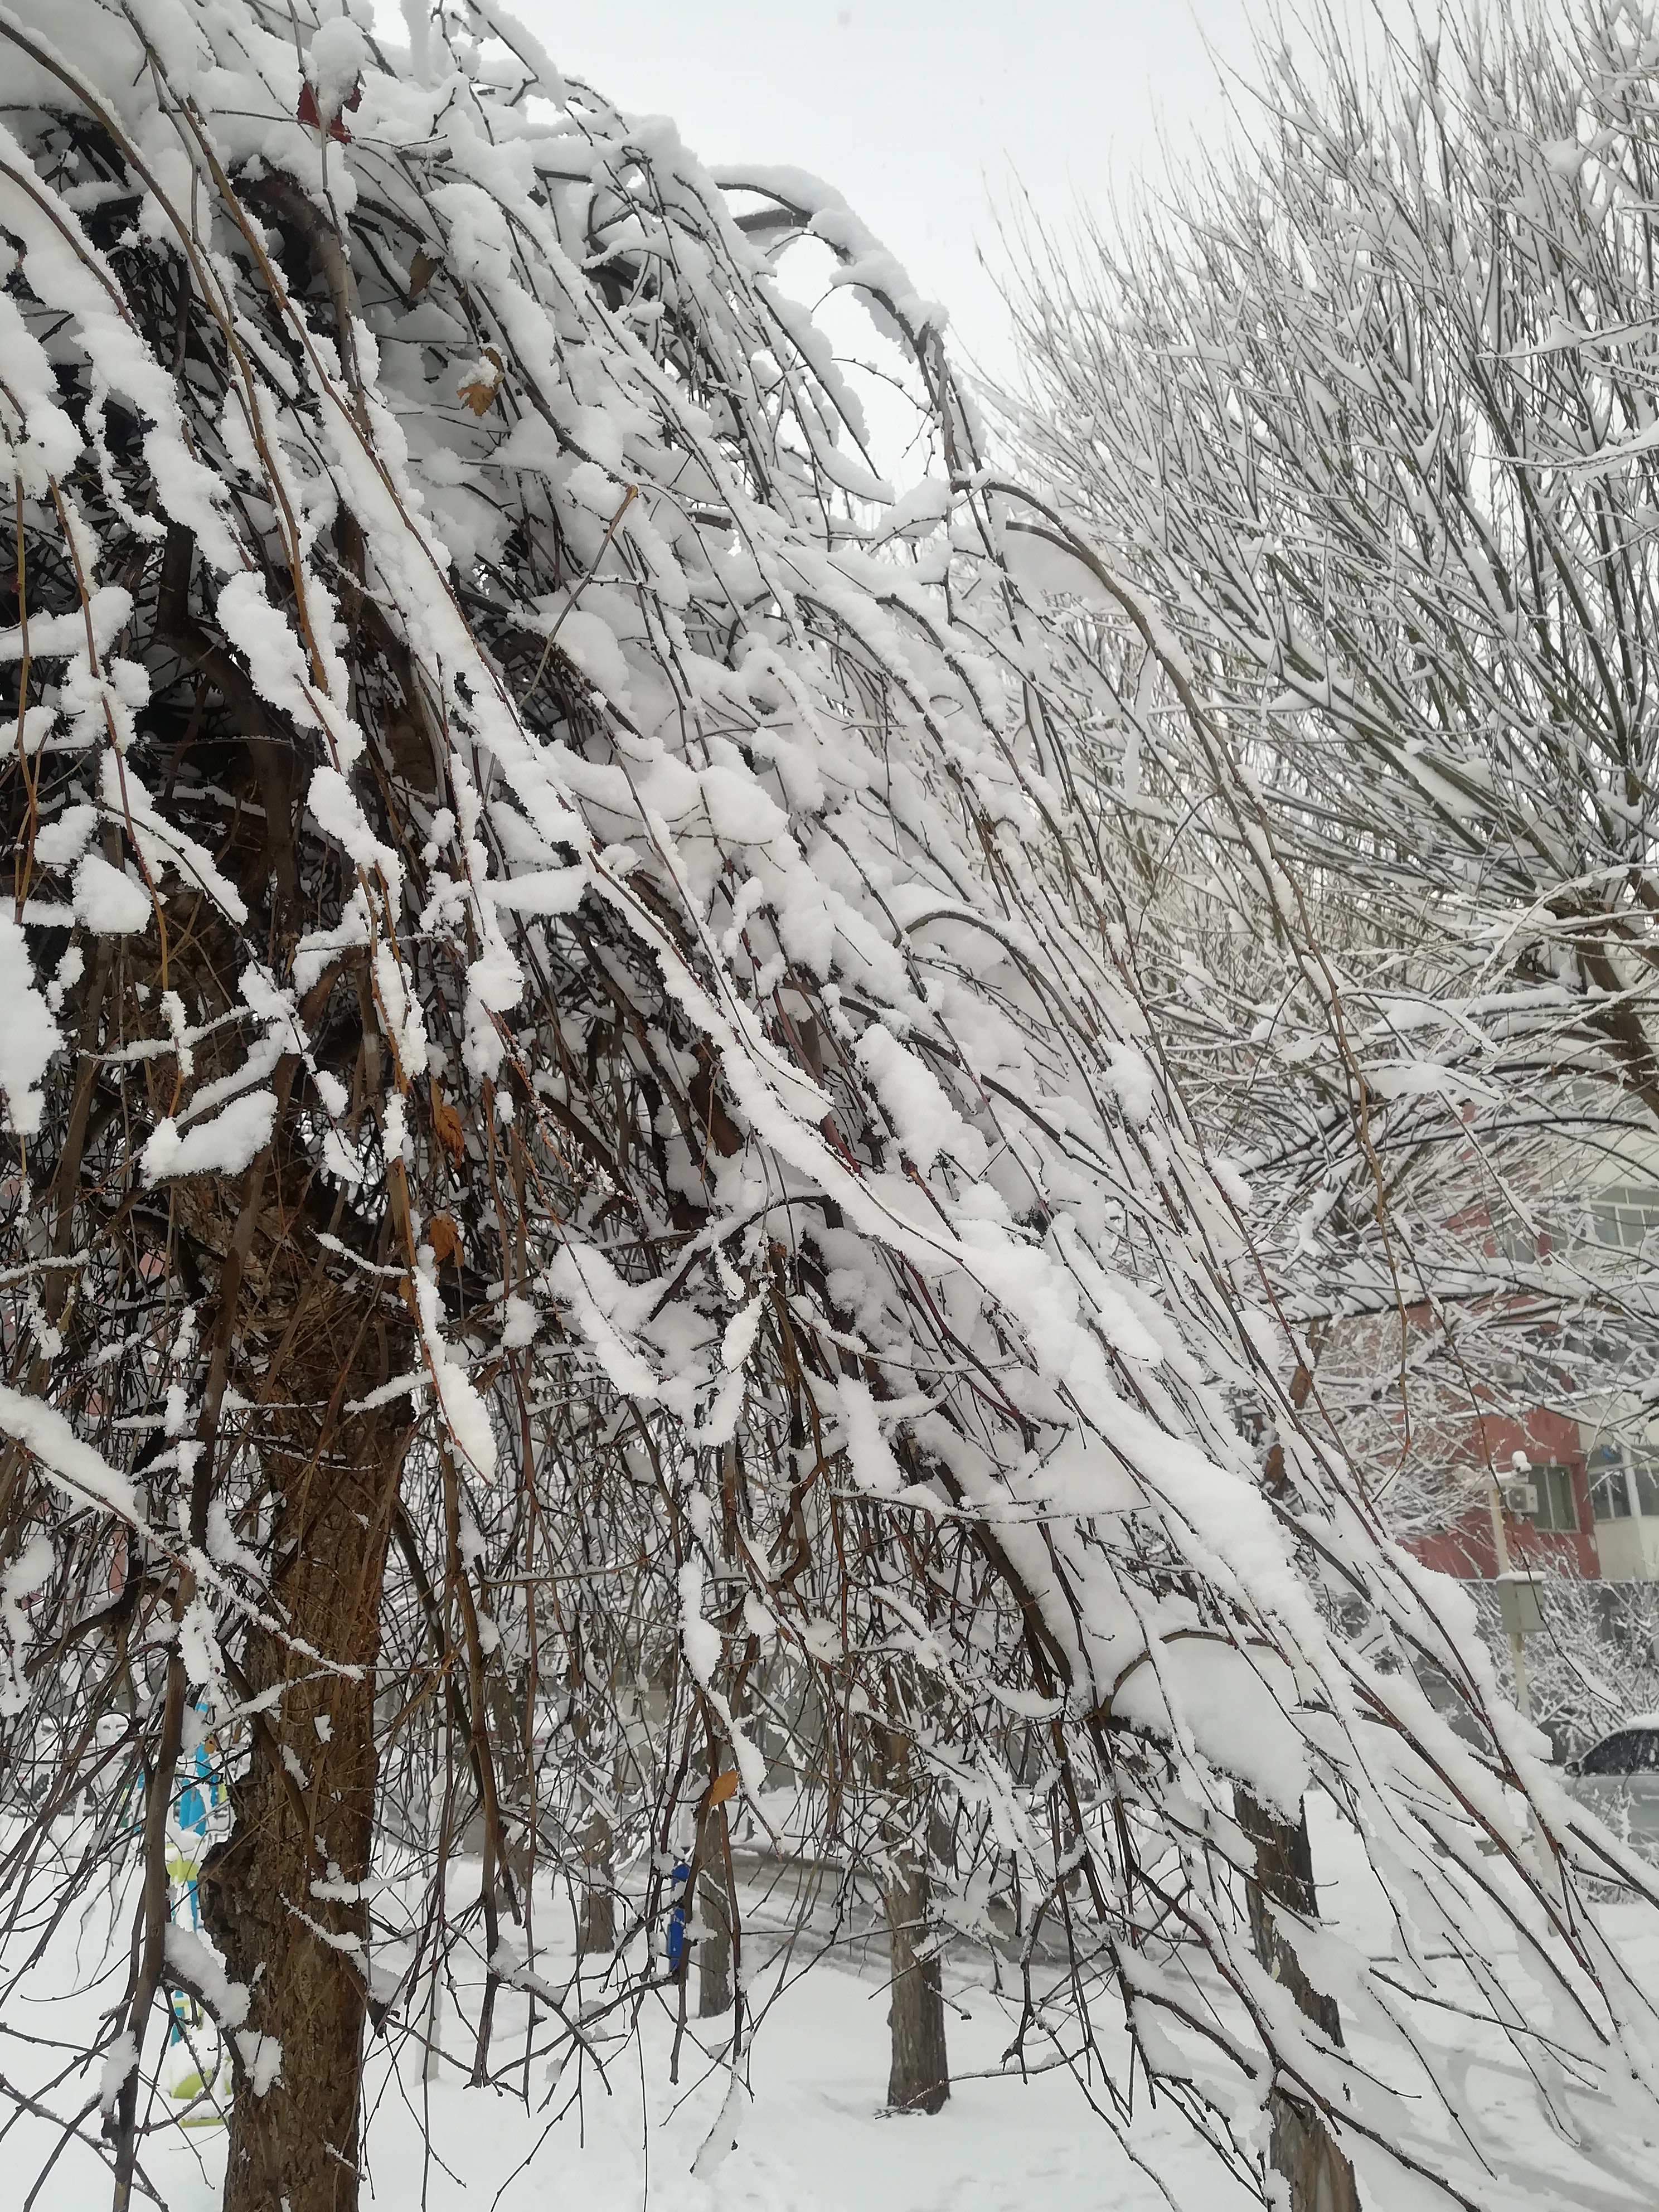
458,346,504,416
429,1078,465,1169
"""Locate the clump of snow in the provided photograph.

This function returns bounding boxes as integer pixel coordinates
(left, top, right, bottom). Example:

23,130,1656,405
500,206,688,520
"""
31,803,98,868
678,1557,721,1685
0,1533,54,1718
234,2030,283,2096
1105,1043,1156,1128
1212,1155,1253,1212
164,1923,250,2030
854,1021,981,1174
411,1257,498,1482
0,914,60,1134
309,13,368,118
501,1295,539,1350
0,1386,139,1522
72,849,152,934
835,1376,903,1496
98,2031,137,2114
142,1092,278,1183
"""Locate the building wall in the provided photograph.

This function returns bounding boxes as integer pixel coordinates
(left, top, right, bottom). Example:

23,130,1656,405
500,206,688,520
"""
1401,1401,1600,1579
1408,1505,1597,1579
1585,1504,1659,1579
1313,1119,1659,1583
1479,1404,1596,1576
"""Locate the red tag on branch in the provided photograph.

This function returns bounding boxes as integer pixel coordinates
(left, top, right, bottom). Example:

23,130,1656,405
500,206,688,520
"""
297,77,362,144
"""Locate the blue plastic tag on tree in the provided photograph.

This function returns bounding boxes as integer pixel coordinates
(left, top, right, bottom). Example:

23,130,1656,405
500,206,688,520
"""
665,1860,690,1971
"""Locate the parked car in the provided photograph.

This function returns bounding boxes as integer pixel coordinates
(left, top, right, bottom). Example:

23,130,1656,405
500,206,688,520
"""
1563,1718,1659,1846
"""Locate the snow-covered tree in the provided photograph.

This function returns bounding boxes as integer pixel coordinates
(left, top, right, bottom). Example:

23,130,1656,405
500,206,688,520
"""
995,0,1659,1553
6,3,1659,2210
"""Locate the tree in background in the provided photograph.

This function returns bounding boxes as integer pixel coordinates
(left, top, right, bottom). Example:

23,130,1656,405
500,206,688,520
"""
4,4,1659,2212
996,0,1659,1575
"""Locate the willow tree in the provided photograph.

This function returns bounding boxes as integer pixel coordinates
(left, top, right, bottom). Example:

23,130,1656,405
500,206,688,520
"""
4,4,1659,2212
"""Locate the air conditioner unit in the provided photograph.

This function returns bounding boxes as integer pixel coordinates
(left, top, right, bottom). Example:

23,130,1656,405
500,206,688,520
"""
1502,1478,1539,1519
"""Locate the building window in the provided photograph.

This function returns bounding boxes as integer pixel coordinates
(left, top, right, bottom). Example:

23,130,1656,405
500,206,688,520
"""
1529,1462,1579,1533
1590,1187,1659,1251
1585,1447,1659,1521
1590,1447,1632,1521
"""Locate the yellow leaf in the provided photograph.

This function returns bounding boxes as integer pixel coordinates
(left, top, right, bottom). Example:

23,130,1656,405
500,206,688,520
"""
706,1768,738,1808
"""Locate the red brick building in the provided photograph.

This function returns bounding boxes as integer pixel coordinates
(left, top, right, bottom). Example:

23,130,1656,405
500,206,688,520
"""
1402,1402,1599,1580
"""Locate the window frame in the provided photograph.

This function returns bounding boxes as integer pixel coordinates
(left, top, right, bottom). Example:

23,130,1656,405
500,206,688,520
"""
1591,1448,1633,1521
1590,1185,1659,1253
1585,1446,1659,1522
1529,1461,1579,1534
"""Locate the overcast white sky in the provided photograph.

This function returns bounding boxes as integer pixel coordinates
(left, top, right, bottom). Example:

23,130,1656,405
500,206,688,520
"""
517,1,1418,382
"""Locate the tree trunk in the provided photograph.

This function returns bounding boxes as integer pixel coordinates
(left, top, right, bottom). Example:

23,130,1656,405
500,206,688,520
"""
875,1719,948,2114
884,1846,949,2114
202,1386,408,2212
1237,1791,1359,2212
695,1793,733,2017
575,1803,617,1961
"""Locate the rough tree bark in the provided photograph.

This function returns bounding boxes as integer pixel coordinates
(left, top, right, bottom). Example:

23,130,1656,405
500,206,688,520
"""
884,1849,949,2114
1238,1791,1360,2212
879,1728,948,2114
201,1321,410,2212
696,1791,733,2018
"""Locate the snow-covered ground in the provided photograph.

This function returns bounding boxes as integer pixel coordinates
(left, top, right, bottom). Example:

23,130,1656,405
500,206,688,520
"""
7,1807,1659,2212
352,1967,1245,2212
2,1830,1249,2212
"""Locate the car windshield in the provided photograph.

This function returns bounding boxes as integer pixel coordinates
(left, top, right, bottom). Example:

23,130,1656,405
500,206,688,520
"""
1579,1729,1659,1776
